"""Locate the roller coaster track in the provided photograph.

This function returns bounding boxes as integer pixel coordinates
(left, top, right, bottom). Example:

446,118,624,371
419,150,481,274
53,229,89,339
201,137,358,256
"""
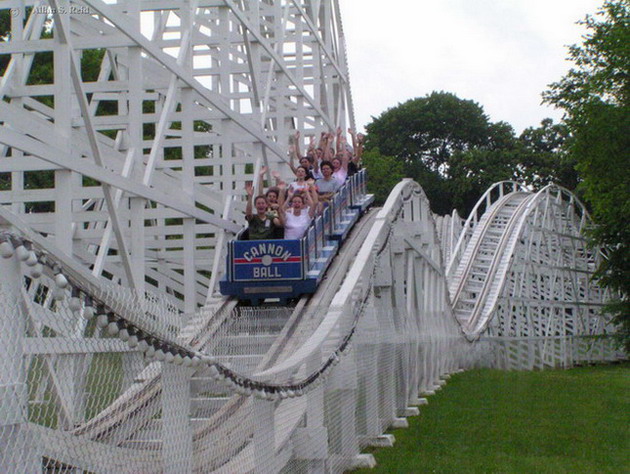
449,190,533,334
448,183,617,358
0,2,623,471
1,179,620,472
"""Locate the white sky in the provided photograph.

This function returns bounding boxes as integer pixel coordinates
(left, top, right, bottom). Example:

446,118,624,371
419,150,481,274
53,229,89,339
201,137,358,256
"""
340,0,603,133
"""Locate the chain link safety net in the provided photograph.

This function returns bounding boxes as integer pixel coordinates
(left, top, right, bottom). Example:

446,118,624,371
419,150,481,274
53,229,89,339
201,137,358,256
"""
0,269,467,472
0,180,623,472
0,190,475,473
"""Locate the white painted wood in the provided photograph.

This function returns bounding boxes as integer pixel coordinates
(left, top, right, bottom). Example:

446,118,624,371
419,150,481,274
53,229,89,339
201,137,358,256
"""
0,0,353,311
0,248,39,471
0,2,621,472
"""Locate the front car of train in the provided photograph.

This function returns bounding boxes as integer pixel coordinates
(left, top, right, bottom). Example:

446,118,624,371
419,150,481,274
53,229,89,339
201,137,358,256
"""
220,170,373,304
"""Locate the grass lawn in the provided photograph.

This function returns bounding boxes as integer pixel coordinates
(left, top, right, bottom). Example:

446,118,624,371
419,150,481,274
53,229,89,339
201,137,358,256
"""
353,362,629,473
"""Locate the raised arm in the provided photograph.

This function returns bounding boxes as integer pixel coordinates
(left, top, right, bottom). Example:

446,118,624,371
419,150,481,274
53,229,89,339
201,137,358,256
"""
307,136,316,154
340,137,349,171
355,133,364,162
335,126,343,154
312,150,321,175
348,128,358,153
288,143,299,175
245,182,254,218
272,170,285,187
306,183,318,218
257,165,267,193
318,131,327,151
323,132,334,160
275,182,287,224
278,181,289,209
293,130,302,161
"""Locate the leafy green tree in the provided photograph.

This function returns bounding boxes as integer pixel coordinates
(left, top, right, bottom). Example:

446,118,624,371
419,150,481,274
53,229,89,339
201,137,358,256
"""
448,149,520,213
447,118,576,214
366,94,574,216
365,89,577,216
365,91,491,173
446,120,521,212
544,0,630,351
365,92,500,214
518,119,577,190
361,149,404,205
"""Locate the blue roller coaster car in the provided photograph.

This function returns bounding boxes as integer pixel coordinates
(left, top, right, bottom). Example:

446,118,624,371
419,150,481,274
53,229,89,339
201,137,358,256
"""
220,169,373,305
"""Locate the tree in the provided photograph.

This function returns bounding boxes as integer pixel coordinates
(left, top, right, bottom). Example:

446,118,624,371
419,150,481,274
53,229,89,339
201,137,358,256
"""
446,120,520,212
517,119,577,191
448,148,520,213
544,0,630,351
364,92,537,215
447,118,577,214
361,149,404,205
365,88,580,217
365,91,491,173
365,92,501,214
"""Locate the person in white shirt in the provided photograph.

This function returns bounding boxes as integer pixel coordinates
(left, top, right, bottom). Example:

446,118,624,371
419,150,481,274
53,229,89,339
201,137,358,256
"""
288,166,311,194
278,184,318,240
331,153,348,185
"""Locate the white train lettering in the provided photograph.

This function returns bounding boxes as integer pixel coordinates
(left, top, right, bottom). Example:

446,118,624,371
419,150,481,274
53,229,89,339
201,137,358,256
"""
253,266,281,278
244,243,293,262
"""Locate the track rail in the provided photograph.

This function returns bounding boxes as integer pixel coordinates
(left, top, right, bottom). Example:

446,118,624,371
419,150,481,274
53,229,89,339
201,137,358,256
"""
449,193,530,315
462,194,534,335
446,181,526,279
0,181,620,473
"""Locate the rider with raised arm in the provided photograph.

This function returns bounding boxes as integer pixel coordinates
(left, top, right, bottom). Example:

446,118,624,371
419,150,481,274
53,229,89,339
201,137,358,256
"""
347,128,364,176
278,182,318,240
245,182,282,240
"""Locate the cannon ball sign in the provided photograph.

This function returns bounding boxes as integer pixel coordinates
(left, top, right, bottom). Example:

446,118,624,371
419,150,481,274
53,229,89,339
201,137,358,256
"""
232,240,304,281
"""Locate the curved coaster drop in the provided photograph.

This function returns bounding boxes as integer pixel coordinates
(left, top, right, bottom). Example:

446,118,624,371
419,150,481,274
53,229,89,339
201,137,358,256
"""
0,178,621,472
0,1,623,472
448,183,619,369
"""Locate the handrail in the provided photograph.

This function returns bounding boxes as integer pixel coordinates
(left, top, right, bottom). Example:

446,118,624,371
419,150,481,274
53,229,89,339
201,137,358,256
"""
446,181,527,279
255,179,421,379
465,184,597,336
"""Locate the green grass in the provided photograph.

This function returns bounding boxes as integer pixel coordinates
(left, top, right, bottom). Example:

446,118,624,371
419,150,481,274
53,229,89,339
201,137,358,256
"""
28,352,124,427
353,363,630,473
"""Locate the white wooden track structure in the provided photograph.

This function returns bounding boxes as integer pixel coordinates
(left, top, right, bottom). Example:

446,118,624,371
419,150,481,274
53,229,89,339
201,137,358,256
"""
0,2,622,473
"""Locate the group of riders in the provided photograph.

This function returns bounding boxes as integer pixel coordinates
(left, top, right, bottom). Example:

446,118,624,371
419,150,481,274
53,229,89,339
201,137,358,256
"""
245,128,364,241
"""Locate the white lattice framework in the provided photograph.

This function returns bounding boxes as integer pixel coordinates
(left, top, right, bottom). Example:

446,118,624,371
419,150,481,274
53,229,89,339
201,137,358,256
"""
433,208,464,271
0,0,354,313
0,178,473,472
447,183,620,369
0,2,624,472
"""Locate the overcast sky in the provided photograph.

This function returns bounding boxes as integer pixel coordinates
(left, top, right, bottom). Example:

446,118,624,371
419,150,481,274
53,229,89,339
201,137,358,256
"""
340,0,603,133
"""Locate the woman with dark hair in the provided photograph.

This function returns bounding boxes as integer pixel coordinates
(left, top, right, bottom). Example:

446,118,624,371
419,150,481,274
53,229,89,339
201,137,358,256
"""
278,184,318,240
245,182,282,240
299,156,316,180
331,151,349,186
265,186,280,208
288,165,312,194
289,131,316,180
265,186,284,239
315,160,340,203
